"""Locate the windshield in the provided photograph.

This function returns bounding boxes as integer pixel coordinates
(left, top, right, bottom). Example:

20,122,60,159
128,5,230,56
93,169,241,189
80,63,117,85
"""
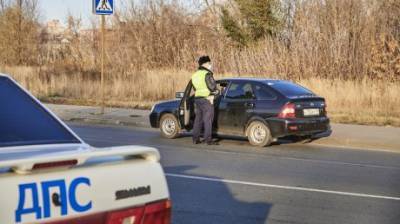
0,77,80,147
267,81,315,98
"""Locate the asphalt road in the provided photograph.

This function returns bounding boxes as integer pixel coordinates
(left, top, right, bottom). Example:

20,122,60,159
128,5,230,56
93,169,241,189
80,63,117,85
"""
69,123,400,224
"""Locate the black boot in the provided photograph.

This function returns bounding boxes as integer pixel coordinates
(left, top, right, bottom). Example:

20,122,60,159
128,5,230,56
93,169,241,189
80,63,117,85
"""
193,139,203,144
206,141,219,145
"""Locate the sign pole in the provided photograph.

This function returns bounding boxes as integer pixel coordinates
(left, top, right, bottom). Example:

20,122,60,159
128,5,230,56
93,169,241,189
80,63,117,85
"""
93,0,113,114
100,14,105,114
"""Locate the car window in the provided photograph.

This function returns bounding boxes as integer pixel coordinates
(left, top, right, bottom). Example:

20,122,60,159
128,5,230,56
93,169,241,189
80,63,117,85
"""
253,83,276,100
267,81,314,98
0,77,80,147
226,82,254,100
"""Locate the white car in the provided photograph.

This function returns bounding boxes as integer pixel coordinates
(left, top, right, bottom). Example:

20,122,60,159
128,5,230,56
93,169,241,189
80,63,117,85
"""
0,74,171,224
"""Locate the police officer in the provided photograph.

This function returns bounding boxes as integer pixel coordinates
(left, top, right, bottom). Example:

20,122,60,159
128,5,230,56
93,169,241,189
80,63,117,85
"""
192,56,219,145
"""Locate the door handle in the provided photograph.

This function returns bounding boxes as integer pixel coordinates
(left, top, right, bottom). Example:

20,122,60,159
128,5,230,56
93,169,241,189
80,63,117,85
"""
245,102,255,108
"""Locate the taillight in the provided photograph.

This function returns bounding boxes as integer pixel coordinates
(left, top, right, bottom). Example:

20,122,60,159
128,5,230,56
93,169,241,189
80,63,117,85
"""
142,200,172,224
106,207,145,224
278,103,296,118
106,199,171,224
47,200,171,224
324,102,328,116
32,160,78,170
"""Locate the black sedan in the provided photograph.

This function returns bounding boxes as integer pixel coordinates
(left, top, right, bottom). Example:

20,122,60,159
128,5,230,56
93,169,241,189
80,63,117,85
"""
149,78,331,147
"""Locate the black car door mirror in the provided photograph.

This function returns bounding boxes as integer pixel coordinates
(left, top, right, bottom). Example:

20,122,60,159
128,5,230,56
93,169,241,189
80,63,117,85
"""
176,92,184,99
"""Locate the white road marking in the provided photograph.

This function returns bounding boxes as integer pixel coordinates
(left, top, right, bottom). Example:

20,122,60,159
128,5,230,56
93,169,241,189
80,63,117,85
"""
166,173,400,201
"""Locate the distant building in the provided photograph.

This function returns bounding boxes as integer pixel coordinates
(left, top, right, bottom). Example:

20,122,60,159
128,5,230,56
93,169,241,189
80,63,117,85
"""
46,20,65,36
42,20,69,62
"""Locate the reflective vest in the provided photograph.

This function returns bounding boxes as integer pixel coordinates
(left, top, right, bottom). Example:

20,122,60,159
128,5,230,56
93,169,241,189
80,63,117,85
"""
191,70,210,97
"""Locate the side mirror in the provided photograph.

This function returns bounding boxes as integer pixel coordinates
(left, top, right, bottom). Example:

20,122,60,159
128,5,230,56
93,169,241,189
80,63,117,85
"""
176,92,184,99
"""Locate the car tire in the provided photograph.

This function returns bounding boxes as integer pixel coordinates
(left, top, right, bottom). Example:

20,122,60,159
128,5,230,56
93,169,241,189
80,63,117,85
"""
246,121,272,147
160,114,181,139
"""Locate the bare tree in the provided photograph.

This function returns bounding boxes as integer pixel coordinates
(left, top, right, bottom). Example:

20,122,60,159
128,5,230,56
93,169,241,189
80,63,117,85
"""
0,0,40,65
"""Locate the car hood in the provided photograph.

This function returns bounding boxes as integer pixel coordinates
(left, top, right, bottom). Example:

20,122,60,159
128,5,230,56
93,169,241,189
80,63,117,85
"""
154,99,180,108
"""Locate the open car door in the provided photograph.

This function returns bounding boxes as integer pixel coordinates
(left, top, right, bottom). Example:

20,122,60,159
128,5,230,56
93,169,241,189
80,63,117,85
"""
178,81,194,130
178,80,229,132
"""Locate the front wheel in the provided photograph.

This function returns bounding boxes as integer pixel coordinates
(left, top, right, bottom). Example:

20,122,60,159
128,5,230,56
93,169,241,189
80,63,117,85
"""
246,121,272,147
159,114,181,139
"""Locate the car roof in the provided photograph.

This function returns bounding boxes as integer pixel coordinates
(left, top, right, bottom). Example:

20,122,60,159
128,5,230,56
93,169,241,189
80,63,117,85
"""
220,77,284,83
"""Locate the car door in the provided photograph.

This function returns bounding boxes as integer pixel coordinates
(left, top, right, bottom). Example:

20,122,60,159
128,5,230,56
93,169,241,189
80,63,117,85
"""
217,81,256,135
178,81,195,129
251,82,281,119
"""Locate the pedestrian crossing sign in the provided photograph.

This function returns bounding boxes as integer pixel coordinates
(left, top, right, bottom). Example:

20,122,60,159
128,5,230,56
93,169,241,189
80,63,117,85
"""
93,0,114,15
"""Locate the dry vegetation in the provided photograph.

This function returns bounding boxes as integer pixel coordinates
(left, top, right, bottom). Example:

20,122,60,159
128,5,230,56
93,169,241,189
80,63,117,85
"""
5,66,400,126
0,0,399,126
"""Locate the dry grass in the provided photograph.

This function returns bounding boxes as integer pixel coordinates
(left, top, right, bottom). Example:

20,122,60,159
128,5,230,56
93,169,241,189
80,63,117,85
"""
3,66,400,127
299,78,400,126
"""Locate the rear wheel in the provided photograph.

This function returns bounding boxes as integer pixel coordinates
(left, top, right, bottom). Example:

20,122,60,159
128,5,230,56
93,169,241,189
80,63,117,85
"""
160,114,181,139
246,121,272,147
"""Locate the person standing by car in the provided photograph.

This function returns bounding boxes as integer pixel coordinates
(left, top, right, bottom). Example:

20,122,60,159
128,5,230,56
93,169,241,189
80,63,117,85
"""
192,55,219,145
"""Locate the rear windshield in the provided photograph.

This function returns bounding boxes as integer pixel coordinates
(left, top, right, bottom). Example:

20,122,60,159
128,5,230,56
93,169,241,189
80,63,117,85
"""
0,77,80,147
267,81,314,98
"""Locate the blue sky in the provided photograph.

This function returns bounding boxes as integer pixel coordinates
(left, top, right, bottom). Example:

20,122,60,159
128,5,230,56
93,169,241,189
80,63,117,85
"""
39,0,103,26
39,0,205,27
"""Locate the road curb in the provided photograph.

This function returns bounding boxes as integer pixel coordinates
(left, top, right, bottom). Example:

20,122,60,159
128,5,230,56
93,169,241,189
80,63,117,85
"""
66,117,150,128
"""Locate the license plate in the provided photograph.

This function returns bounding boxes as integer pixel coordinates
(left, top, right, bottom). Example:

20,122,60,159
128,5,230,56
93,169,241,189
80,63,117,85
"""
303,108,320,116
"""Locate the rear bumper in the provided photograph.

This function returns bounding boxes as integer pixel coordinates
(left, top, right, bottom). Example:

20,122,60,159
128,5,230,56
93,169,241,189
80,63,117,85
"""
267,117,331,138
311,129,332,139
44,199,171,224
